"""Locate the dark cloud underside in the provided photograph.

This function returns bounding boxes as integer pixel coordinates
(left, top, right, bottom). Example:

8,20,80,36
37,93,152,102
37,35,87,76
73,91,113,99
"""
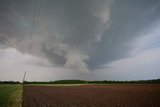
0,0,160,73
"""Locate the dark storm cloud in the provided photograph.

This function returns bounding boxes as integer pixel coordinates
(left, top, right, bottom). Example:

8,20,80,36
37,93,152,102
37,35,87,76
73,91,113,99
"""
0,0,160,72
88,0,160,69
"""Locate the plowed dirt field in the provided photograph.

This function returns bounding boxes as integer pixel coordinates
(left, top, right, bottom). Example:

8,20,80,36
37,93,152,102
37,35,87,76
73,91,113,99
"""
23,84,160,107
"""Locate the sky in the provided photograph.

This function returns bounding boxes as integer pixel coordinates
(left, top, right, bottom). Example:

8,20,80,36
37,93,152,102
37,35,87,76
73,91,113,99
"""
0,0,160,81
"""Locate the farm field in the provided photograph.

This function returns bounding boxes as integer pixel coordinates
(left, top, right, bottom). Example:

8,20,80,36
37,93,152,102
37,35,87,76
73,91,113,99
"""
0,84,22,107
23,84,160,107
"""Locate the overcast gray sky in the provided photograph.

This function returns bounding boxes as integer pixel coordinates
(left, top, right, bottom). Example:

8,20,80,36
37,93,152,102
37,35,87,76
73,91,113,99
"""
0,0,160,81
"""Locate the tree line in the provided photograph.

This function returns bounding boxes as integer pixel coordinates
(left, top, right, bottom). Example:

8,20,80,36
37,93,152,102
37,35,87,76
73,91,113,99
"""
0,81,20,84
0,79,160,84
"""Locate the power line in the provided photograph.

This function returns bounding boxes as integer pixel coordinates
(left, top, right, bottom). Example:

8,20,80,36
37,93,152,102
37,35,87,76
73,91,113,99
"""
33,0,43,38
30,0,43,41
23,0,43,82
22,1,43,106
30,0,39,41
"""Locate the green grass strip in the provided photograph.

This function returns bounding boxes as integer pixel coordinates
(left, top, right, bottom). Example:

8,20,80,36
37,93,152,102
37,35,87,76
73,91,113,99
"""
0,84,22,107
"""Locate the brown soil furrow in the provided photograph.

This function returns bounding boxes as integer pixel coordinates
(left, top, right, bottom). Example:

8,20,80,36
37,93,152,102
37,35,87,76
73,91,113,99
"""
23,84,160,107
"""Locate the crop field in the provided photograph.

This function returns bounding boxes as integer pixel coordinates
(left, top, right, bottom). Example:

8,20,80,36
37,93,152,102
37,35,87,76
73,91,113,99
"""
23,84,160,107
0,84,22,107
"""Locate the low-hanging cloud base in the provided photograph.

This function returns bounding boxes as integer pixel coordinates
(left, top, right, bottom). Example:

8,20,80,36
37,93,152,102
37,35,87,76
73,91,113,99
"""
0,0,160,81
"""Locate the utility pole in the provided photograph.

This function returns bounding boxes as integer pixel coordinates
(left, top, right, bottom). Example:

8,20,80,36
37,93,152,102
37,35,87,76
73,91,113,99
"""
23,70,27,85
22,70,27,106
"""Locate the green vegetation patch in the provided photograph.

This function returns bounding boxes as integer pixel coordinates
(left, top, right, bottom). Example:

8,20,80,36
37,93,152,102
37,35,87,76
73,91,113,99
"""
0,84,22,107
25,84,85,87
